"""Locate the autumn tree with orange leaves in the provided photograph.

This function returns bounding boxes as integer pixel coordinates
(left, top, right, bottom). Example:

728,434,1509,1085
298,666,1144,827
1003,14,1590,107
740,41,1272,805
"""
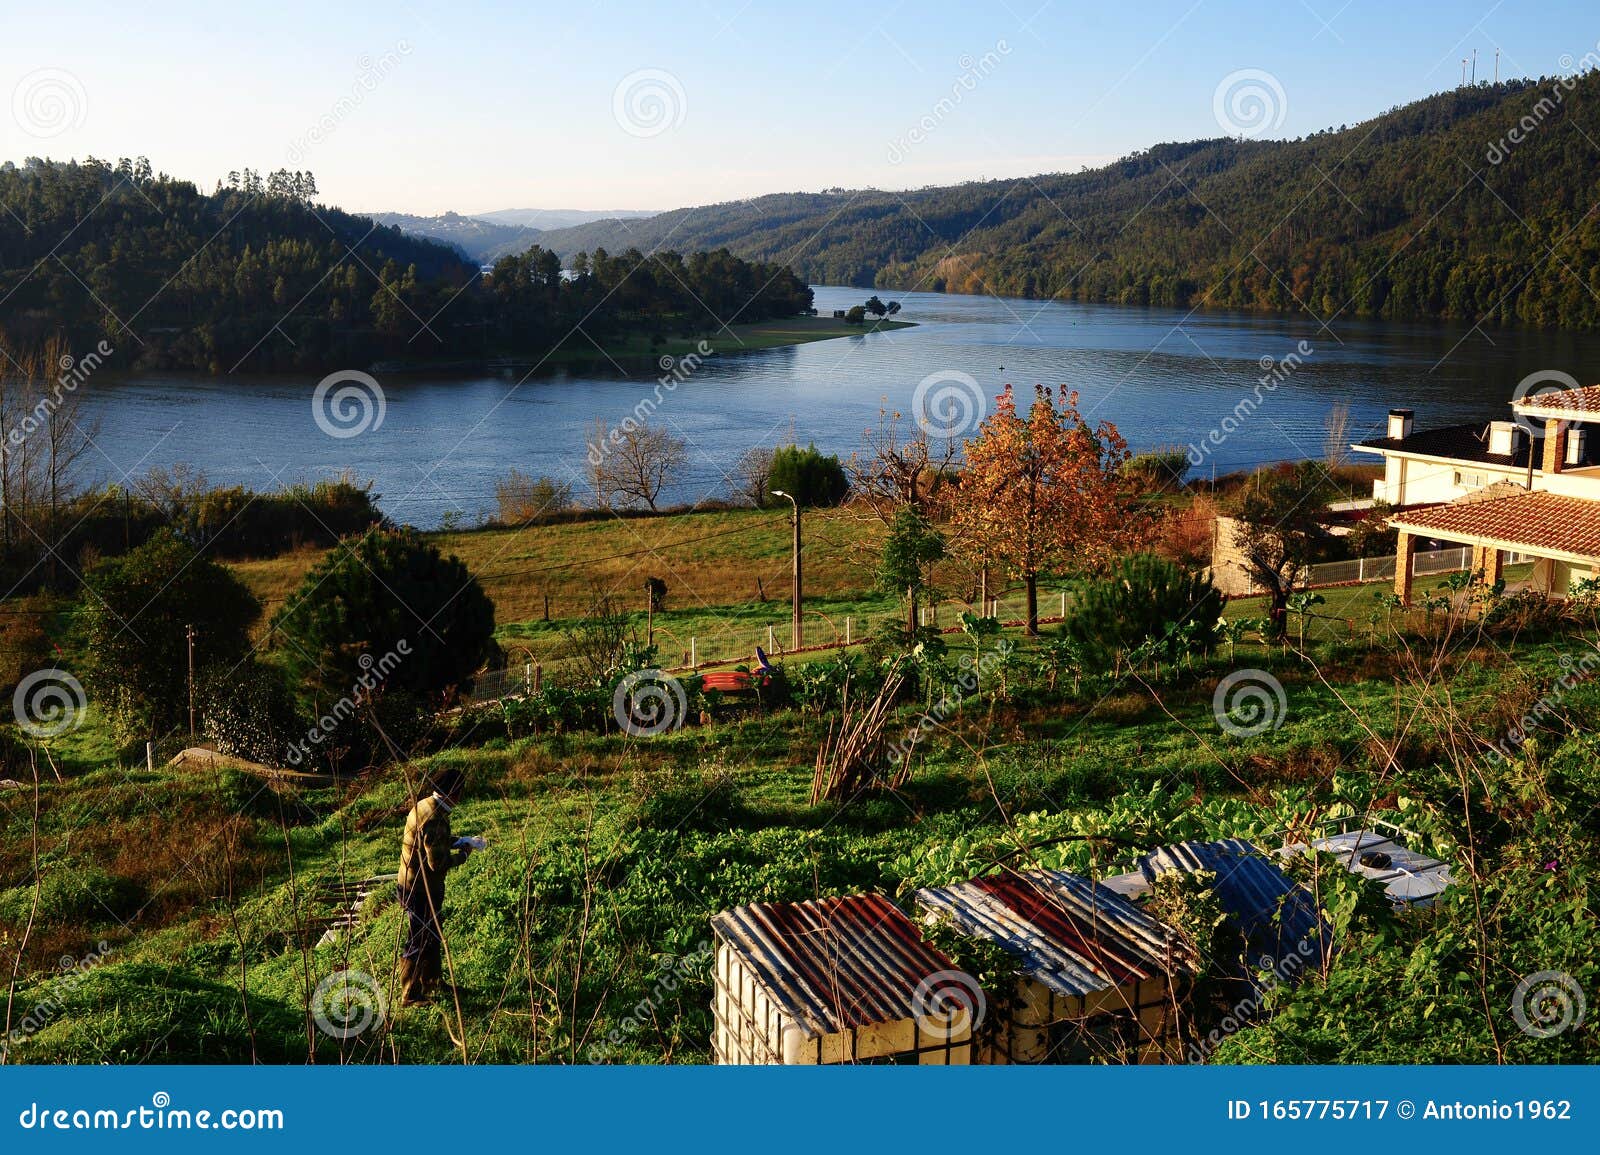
952,385,1136,635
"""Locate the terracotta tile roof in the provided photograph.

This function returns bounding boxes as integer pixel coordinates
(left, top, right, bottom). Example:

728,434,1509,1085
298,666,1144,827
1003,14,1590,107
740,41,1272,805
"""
1391,488,1600,559
1512,383,1600,415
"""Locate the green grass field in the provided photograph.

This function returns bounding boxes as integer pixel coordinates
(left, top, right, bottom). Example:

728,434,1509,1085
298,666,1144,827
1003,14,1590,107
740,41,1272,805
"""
4,506,1596,1067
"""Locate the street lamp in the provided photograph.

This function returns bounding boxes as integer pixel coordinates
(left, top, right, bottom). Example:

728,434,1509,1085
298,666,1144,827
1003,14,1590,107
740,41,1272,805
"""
771,489,802,650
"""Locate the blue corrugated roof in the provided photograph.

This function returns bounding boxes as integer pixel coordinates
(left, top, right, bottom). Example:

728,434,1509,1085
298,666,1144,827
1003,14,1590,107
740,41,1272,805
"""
1138,838,1329,983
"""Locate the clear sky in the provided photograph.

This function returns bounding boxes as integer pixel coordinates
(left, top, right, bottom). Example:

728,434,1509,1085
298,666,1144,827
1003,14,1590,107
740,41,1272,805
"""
2,0,1596,216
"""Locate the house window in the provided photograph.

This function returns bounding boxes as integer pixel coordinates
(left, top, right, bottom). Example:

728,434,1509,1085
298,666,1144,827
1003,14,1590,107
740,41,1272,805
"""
1454,470,1486,489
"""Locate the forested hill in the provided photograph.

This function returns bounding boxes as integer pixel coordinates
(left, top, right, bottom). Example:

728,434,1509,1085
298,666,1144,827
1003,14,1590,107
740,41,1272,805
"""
0,159,811,371
536,75,1600,328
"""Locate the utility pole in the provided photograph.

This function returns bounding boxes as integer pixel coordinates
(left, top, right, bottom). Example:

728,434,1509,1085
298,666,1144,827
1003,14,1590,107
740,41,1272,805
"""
185,624,196,743
772,489,803,650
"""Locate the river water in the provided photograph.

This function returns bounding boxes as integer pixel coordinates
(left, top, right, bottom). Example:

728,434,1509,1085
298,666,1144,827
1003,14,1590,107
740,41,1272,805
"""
78,285,1600,527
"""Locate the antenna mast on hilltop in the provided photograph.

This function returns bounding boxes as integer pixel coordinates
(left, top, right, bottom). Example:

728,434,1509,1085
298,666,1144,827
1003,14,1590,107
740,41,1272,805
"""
1495,49,1500,84
1461,58,1467,86
1472,49,1477,84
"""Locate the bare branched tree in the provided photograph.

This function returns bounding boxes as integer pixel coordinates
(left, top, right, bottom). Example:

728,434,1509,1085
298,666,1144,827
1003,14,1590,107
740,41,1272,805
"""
845,409,958,525
1324,401,1351,471
730,445,775,507
587,419,686,512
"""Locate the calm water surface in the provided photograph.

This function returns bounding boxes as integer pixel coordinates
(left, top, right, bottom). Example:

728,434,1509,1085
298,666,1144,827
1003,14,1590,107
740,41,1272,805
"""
81,285,1600,527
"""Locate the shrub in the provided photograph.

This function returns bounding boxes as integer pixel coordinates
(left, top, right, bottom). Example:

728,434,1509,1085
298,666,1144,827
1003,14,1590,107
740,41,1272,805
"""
768,443,849,508
494,469,573,525
270,528,496,707
1124,446,1190,492
1061,552,1223,670
199,660,304,766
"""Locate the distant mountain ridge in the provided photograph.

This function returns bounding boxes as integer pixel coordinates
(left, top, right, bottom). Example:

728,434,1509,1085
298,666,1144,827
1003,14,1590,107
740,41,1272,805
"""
367,211,540,263
474,207,657,230
529,77,1600,329
372,207,658,263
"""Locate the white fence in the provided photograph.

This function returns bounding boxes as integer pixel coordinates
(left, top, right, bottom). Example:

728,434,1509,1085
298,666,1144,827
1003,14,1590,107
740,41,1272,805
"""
1229,546,1535,596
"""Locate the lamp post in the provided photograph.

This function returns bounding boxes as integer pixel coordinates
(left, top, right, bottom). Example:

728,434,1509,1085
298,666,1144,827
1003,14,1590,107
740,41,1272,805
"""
771,489,802,650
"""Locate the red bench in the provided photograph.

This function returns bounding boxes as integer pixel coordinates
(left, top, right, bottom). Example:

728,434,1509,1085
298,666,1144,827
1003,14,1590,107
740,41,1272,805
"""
699,670,761,693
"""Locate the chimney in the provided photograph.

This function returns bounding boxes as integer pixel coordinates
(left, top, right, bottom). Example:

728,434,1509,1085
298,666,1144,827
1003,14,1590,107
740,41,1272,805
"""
1387,408,1414,440
1543,418,1568,474
1567,427,1588,467
1488,421,1522,458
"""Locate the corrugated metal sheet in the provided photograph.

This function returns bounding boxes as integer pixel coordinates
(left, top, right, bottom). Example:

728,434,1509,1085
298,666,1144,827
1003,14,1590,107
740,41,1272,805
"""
710,893,958,1039
916,870,1194,999
1138,838,1328,971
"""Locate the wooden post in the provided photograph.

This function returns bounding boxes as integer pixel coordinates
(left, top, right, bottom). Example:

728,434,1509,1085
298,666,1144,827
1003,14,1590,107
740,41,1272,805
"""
185,624,196,743
1395,530,1417,605
690,637,697,669
790,502,803,649
534,663,542,693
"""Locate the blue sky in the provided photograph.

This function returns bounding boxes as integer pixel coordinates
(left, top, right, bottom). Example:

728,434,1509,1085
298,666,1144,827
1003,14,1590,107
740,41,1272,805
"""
2,0,1595,214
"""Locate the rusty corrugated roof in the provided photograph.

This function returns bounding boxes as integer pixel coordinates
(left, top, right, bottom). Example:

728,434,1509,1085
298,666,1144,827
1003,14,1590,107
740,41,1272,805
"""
710,893,959,1038
916,870,1194,998
1138,839,1328,975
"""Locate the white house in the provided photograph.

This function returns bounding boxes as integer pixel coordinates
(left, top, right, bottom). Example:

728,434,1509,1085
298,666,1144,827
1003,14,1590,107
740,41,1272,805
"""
1355,385,1600,601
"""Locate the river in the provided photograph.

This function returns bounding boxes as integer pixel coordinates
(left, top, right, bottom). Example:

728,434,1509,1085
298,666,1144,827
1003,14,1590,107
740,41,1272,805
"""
78,285,1600,527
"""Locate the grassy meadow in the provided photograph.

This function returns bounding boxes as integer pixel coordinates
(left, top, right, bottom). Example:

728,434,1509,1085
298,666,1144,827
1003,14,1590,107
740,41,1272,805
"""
3,503,1596,1066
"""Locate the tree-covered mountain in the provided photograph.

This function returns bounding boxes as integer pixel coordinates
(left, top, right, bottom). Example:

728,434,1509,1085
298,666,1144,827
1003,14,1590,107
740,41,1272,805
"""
0,159,808,371
536,76,1600,328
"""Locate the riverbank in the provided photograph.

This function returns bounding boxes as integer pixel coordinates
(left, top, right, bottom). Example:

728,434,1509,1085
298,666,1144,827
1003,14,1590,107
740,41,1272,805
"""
372,315,915,374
